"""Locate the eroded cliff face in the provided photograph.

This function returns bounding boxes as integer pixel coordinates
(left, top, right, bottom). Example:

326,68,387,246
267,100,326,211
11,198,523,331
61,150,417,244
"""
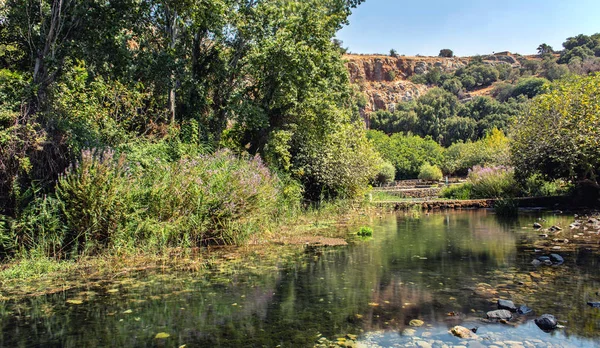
345,54,471,112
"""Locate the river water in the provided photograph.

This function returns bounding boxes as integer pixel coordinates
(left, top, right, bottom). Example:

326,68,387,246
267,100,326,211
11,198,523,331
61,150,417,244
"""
1,210,600,347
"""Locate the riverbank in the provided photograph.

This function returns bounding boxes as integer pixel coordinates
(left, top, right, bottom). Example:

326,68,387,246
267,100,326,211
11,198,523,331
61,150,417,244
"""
0,202,374,301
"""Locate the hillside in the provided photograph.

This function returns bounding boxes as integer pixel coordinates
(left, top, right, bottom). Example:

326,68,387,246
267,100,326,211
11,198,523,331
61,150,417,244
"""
345,52,526,113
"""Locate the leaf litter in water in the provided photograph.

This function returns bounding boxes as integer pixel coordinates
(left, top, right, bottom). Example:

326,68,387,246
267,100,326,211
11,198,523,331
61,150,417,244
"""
155,332,170,339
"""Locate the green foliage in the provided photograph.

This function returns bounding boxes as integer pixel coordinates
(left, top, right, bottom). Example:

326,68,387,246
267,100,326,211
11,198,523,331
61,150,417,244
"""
296,123,381,200
521,60,541,75
368,130,444,179
390,49,398,57
468,166,518,199
522,174,572,197
537,43,554,55
410,74,428,85
373,161,396,186
541,59,570,81
11,147,293,257
558,33,600,64
441,78,463,96
442,129,510,176
512,74,600,181
418,163,443,182
357,226,373,237
455,63,500,90
424,68,442,85
439,49,454,58
511,77,548,99
386,70,397,81
440,183,473,200
56,149,131,255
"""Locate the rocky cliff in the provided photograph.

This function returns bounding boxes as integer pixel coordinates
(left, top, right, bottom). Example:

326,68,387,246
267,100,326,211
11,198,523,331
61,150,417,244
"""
345,53,522,113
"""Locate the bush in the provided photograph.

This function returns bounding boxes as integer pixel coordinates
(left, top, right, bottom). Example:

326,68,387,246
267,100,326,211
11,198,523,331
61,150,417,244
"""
467,165,518,198
386,70,396,81
511,77,548,99
373,161,396,186
522,174,572,197
440,183,473,200
418,163,443,182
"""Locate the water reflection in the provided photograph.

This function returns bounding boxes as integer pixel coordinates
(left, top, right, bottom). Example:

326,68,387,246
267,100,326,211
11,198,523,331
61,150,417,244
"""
1,211,600,347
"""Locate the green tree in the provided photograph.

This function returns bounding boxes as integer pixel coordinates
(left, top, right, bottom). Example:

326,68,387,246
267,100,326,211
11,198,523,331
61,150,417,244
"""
537,43,554,55
439,49,454,58
512,74,600,181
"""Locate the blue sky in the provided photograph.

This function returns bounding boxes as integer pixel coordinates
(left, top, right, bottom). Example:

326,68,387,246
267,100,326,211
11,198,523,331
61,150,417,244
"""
336,0,600,56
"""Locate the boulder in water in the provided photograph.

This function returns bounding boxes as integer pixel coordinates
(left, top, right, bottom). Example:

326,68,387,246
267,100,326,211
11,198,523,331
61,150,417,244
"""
497,299,517,312
449,325,478,339
486,309,512,320
517,305,533,315
535,314,558,331
550,253,564,264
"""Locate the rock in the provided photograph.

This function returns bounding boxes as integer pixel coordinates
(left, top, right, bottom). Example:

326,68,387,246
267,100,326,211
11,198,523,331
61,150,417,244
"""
533,223,542,229
543,260,553,266
449,326,478,339
587,302,600,308
550,225,562,231
538,234,548,238
486,309,513,320
550,254,564,264
416,341,432,348
534,314,558,331
517,305,533,315
497,299,517,311
409,319,425,327
531,260,542,267
537,256,551,262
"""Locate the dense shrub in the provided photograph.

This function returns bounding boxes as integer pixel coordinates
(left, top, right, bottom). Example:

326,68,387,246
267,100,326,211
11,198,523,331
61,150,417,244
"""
467,165,518,198
418,163,443,181
440,183,473,200
511,77,548,99
373,161,396,186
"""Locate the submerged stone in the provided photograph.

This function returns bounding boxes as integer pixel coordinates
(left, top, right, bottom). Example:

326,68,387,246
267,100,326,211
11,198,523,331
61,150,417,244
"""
587,302,600,308
535,314,558,331
517,305,533,315
486,309,512,320
533,222,542,229
409,319,424,327
449,325,478,339
550,254,564,264
497,299,517,312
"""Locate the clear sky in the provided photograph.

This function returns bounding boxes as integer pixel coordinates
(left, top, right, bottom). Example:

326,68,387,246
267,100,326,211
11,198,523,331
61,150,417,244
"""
336,0,600,56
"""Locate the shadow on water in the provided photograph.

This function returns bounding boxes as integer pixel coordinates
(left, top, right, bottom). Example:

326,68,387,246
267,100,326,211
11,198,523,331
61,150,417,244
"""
1,210,600,347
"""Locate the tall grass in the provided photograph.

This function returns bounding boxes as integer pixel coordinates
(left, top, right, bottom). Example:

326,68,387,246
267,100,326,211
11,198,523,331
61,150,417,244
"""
2,147,300,259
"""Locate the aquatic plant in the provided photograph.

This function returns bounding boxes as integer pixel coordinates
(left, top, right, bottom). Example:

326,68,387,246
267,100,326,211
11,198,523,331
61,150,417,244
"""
357,226,373,237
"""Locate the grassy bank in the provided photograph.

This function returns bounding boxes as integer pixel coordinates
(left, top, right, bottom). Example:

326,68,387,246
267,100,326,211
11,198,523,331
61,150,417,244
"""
0,193,375,300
